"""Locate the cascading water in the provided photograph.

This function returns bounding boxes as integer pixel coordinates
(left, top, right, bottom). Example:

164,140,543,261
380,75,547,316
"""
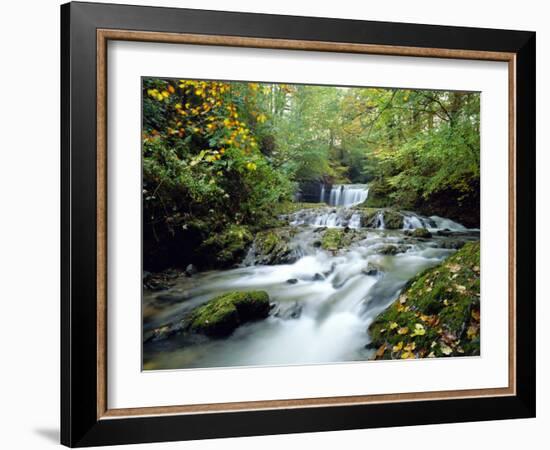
324,184,369,207
142,183,478,370
143,224,477,370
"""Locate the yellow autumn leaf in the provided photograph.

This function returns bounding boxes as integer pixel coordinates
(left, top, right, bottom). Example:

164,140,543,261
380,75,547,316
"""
401,351,415,359
397,327,409,335
466,325,478,340
389,322,399,330
410,324,426,337
404,342,416,352
392,341,403,352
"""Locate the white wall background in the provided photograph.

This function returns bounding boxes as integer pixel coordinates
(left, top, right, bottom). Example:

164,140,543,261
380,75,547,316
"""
0,0,545,448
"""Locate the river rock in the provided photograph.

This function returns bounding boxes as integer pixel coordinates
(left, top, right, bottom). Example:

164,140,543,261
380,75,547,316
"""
185,264,198,276
411,228,432,238
362,262,382,276
249,227,300,265
143,271,175,291
286,278,299,284
188,291,271,337
378,244,408,255
438,239,466,250
273,301,302,319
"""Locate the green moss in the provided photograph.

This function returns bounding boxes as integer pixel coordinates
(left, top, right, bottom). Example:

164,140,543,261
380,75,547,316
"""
321,229,344,251
368,241,480,360
255,230,280,256
383,209,404,229
353,207,403,229
320,229,358,252
411,227,432,238
275,201,327,215
200,224,253,267
188,291,270,337
252,227,301,265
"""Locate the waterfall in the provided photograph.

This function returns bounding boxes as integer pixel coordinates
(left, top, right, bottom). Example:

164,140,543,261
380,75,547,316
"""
319,185,325,203
402,213,435,230
289,207,359,228
326,184,369,207
429,216,467,231
374,211,385,229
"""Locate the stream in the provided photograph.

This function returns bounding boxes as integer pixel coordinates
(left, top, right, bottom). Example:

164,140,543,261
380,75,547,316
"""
143,185,479,370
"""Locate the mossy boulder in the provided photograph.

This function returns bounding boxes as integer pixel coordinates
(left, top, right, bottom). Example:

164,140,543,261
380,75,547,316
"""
321,228,366,252
356,207,403,229
383,209,404,229
378,244,408,255
251,227,300,265
200,224,253,267
188,291,270,337
368,241,480,360
411,227,432,238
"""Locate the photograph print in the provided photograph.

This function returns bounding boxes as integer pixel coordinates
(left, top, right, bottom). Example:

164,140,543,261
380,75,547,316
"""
142,77,481,370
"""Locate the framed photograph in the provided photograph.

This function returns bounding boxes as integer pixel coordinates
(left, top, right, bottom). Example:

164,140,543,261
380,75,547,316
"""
61,1,536,447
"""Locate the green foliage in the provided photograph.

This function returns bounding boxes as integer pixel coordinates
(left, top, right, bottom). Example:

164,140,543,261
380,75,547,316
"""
200,225,253,267
142,78,293,269
142,77,480,269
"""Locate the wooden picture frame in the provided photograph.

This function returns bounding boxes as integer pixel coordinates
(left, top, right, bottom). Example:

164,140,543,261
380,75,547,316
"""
61,1,536,447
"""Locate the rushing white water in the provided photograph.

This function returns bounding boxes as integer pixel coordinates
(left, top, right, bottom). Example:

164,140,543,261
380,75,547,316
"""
429,215,468,231
289,208,469,232
143,183,477,370
325,184,369,207
142,225,476,370
289,207,357,228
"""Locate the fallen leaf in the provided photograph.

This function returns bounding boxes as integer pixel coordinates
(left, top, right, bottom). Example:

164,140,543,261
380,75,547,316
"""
447,263,462,273
440,343,453,355
471,309,480,321
401,351,416,359
389,322,399,330
392,341,404,352
404,342,416,352
454,284,467,293
467,325,479,340
441,331,457,345
410,323,426,337
375,344,387,358
397,327,409,335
